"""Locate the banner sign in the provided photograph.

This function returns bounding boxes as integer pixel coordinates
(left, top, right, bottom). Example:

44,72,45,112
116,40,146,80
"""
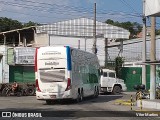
0,111,160,118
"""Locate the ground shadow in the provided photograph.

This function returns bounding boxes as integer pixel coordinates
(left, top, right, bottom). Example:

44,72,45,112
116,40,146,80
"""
42,94,123,105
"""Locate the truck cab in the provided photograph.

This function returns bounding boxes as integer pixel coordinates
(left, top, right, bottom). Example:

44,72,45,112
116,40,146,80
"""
100,69,127,94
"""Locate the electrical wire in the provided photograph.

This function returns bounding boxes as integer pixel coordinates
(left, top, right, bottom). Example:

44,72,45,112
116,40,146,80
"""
0,0,143,24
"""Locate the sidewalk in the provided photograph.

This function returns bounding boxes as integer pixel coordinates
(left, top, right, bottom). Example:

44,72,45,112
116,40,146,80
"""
114,92,160,111
137,99,160,110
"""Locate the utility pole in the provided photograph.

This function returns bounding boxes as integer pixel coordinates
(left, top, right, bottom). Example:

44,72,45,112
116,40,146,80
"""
150,17,156,100
92,3,97,54
142,0,146,88
105,38,108,67
85,37,86,51
78,40,80,49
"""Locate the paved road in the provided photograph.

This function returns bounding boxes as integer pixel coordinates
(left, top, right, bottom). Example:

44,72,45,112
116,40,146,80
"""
0,92,159,120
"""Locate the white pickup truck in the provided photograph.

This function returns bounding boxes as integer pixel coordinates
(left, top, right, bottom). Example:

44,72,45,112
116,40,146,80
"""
100,69,127,94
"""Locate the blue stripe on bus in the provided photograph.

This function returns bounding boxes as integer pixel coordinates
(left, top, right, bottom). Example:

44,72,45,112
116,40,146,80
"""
66,46,71,70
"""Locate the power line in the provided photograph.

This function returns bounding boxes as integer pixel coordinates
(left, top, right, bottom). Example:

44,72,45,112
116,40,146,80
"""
16,0,93,12
0,0,145,26
0,1,142,18
120,0,142,17
0,1,90,15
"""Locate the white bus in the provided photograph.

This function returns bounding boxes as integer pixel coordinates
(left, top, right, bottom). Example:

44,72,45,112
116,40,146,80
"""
35,46,100,104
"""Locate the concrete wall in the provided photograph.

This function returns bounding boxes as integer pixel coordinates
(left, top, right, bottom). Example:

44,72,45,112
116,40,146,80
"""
34,33,49,47
0,45,9,83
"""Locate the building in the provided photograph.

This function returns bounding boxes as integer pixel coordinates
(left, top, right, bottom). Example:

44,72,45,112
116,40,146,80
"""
35,18,130,67
0,27,35,83
0,18,130,83
107,35,160,62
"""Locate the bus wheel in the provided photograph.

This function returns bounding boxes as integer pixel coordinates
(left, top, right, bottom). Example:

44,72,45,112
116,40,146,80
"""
93,87,97,98
76,92,81,103
80,90,83,101
46,100,53,105
112,86,121,95
96,87,99,97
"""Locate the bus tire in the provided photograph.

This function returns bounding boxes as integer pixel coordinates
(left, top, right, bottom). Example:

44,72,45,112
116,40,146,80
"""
80,89,83,101
96,87,99,97
76,92,81,103
93,87,97,98
112,86,121,95
46,100,53,105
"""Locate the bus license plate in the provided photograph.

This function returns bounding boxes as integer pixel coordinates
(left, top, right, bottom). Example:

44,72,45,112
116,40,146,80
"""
50,95,56,98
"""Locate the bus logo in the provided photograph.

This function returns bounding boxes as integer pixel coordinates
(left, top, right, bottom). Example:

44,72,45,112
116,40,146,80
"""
45,62,59,66
2,112,11,117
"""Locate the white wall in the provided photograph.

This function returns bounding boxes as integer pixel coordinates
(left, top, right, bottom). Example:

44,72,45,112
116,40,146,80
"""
0,45,9,83
35,33,49,47
49,35,105,67
108,38,160,62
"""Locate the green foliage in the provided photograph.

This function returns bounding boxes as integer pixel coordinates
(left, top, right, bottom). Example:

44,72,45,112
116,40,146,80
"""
115,56,124,78
105,19,142,38
23,21,39,27
0,17,39,32
0,17,23,32
156,29,160,35
157,69,160,78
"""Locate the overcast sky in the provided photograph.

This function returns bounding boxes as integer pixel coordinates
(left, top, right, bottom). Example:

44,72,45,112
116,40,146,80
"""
0,0,144,24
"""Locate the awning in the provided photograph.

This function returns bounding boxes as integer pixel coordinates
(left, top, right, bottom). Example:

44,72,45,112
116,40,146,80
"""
136,60,160,65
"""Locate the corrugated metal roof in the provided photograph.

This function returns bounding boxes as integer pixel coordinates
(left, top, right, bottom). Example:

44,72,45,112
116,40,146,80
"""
36,18,130,39
0,26,35,35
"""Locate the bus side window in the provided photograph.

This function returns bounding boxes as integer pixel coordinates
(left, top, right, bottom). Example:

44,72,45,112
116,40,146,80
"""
103,72,107,77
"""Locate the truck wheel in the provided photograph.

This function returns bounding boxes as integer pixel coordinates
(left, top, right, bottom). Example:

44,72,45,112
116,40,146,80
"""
112,86,121,95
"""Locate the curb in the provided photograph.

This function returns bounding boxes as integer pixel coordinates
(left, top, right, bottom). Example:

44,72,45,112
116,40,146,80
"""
114,99,136,106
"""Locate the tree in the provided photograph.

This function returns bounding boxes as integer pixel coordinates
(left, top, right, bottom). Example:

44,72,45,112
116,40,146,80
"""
23,21,39,27
0,17,40,32
106,19,114,24
105,19,142,38
0,17,23,32
115,56,124,78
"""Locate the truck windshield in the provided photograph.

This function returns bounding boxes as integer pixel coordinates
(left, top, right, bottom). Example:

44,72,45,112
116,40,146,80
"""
103,72,107,77
109,72,115,78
